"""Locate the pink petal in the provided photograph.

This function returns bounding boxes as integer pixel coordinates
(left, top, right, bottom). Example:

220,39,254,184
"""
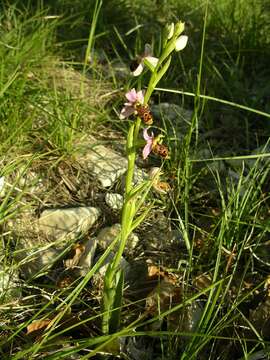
143,143,152,159
143,128,153,141
125,88,137,103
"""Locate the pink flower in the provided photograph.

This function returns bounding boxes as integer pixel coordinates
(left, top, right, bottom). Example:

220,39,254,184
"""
142,128,154,159
120,88,144,119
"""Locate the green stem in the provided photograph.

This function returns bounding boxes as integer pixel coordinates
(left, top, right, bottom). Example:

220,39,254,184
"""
133,117,141,144
111,117,139,274
125,122,135,194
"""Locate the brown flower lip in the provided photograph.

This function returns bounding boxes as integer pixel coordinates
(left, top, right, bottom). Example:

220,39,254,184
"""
135,104,153,125
153,143,169,159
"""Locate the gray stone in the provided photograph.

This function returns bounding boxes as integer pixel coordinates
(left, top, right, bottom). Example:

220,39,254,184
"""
93,252,131,287
14,206,100,279
120,168,149,193
77,237,97,276
133,168,148,185
38,206,100,240
77,137,128,188
96,224,139,255
105,193,123,210
16,240,65,280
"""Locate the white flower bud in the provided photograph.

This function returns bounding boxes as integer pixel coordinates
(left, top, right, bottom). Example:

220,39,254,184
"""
175,35,188,51
167,23,175,39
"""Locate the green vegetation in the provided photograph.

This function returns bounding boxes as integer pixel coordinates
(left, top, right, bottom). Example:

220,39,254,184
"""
1,0,270,358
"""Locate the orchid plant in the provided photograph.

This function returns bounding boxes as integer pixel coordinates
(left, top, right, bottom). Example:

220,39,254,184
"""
102,21,188,334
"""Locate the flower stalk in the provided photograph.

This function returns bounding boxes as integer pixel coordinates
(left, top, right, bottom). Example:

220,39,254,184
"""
102,20,188,335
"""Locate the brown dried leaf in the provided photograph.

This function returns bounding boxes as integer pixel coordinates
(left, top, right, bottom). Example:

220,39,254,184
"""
26,319,51,335
153,181,171,194
147,265,177,285
64,243,85,269
147,265,165,278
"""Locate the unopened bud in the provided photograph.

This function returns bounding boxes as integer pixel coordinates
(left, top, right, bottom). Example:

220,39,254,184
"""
166,23,175,39
174,21,185,37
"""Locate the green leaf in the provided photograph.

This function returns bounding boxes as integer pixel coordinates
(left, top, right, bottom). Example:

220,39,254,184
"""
110,269,124,333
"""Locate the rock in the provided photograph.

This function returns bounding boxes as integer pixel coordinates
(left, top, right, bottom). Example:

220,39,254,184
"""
93,252,131,287
167,299,204,333
38,207,100,240
14,206,100,279
16,241,64,280
105,193,123,211
120,167,149,193
143,211,172,251
77,137,128,187
133,168,148,186
77,238,97,276
96,224,139,255
0,266,21,302
120,337,153,360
